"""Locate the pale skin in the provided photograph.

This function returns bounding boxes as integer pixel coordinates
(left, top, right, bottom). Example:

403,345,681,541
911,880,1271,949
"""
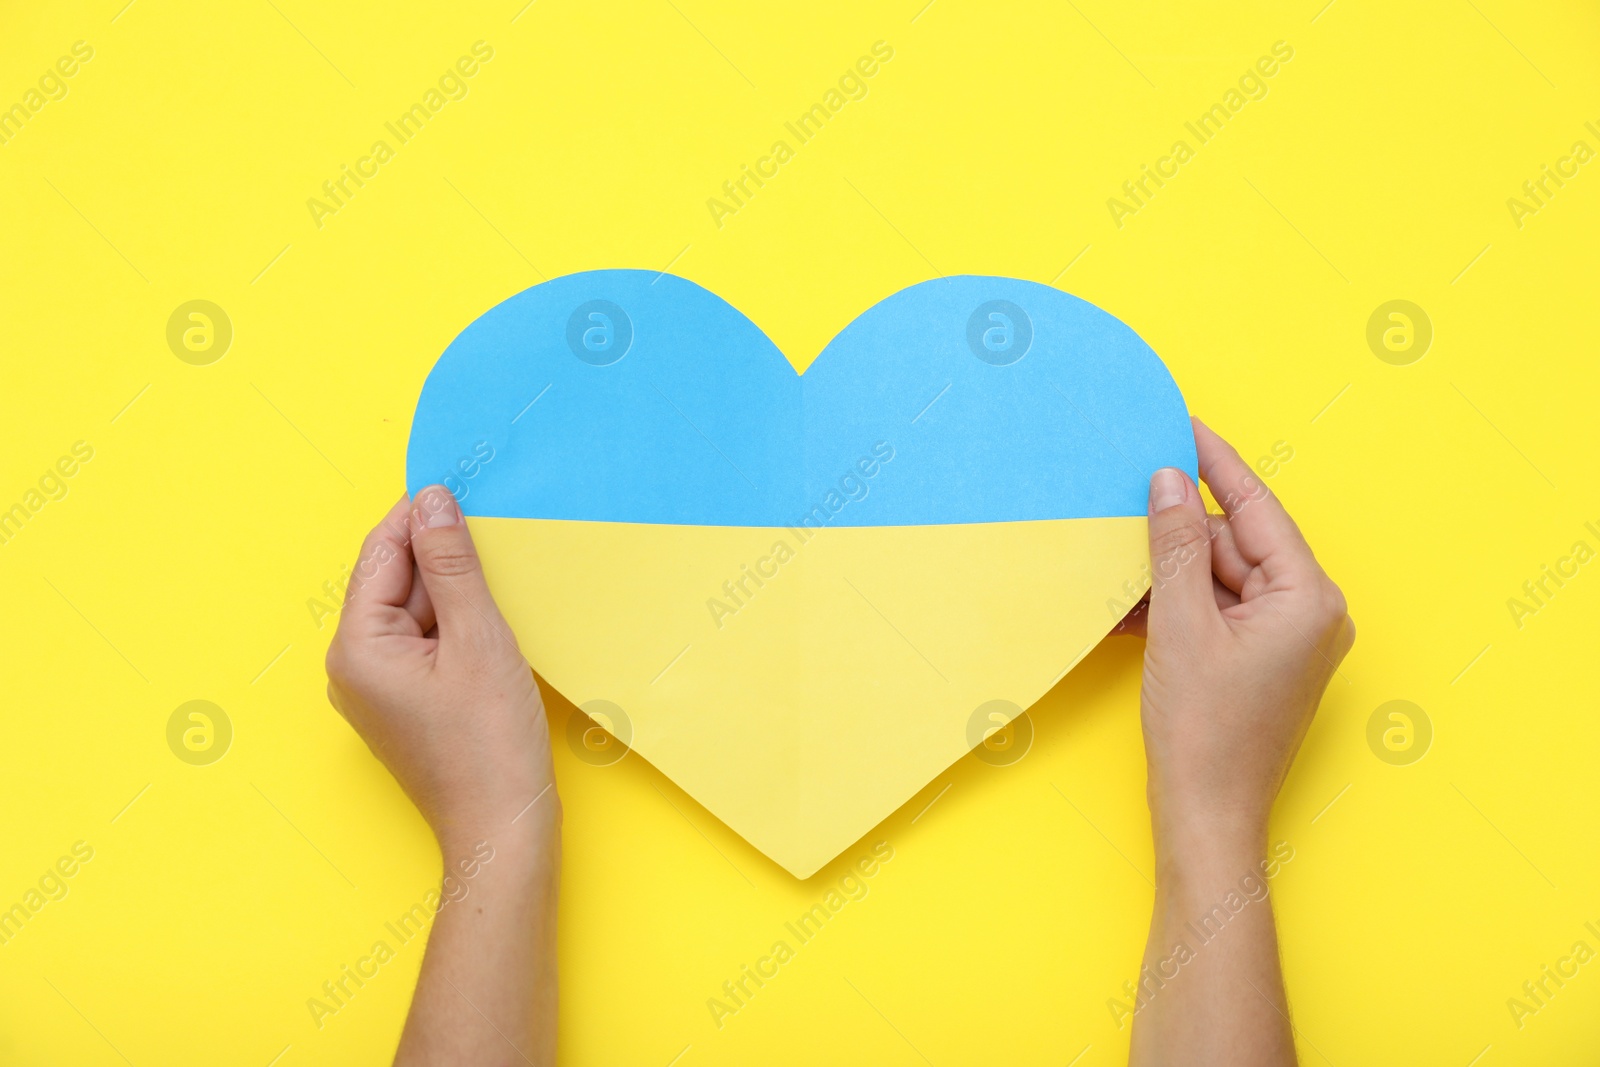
1119,418,1355,1065
325,419,1351,1066
326,487,560,1066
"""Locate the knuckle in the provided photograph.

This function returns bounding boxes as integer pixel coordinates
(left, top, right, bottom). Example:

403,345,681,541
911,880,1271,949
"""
1151,521,1207,565
1320,578,1349,621
354,535,399,583
1300,578,1351,645
420,541,480,578
324,642,348,685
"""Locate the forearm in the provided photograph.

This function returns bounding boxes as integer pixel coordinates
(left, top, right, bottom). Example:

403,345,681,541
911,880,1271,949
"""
395,821,561,1066
1129,817,1296,1066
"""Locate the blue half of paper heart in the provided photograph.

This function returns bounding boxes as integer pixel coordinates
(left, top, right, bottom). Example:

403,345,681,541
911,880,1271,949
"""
406,270,1195,525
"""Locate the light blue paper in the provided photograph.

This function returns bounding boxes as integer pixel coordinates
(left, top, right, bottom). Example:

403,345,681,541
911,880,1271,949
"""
407,271,1195,527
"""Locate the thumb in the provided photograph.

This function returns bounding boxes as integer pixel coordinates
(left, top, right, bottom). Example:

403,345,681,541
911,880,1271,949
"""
1145,467,1217,635
407,485,507,642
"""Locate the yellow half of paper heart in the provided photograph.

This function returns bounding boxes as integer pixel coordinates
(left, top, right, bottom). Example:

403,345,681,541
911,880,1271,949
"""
471,515,1149,877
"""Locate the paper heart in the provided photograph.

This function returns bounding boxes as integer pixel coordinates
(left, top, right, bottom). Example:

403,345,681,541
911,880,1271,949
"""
408,271,1194,877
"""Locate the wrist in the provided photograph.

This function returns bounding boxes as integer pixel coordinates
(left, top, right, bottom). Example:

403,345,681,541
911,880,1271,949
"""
1150,804,1267,887
436,816,559,898
432,777,563,844
434,789,562,865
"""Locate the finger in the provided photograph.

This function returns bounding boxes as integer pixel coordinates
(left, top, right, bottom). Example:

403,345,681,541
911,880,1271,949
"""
1146,466,1220,635
1191,418,1314,573
1206,514,1253,595
402,561,436,634
339,495,418,634
407,485,510,645
1114,571,1240,638
1212,574,1242,611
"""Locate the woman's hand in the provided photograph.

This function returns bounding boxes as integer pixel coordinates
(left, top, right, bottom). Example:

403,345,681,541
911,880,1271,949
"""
325,486,557,849
1127,419,1354,1067
325,486,560,1065
1137,418,1354,850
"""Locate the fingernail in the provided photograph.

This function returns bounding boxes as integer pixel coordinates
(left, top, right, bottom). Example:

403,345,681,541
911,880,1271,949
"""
1149,468,1186,513
421,488,460,527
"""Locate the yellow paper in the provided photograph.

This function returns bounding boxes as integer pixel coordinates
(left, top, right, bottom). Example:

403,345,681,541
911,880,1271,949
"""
474,516,1147,875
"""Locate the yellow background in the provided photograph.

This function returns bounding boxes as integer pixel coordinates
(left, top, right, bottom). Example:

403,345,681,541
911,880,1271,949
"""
2,0,1597,1063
